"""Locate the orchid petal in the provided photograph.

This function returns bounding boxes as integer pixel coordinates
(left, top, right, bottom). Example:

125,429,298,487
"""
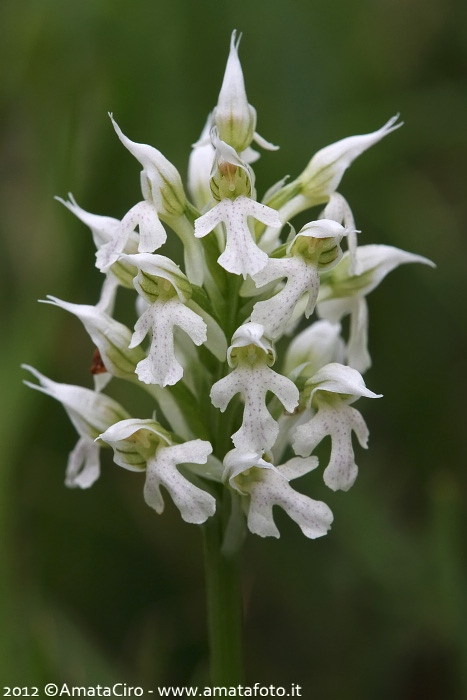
227,322,275,367
209,127,253,183
96,274,119,315
22,365,129,438
319,193,359,274
247,469,333,539
57,195,140,286
318,244,434,371
99,420,215,523
120,252,192,303
319,244,435,303
252,131,279,151
283,320,345,379
261,175,290,205
193,200,227,237
98,417,172,472
347,297,371,373
188,117,215,210
307,362,382,402
240,146,260,164
279,455,319,480
65,437,101,489
56,194,121,249
292,363,380,490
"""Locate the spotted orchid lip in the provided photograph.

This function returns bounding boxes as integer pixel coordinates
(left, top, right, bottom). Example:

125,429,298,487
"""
194,195,281,279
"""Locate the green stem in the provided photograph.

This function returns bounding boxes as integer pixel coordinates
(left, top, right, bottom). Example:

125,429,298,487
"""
227,274,243,339
203,497,244,686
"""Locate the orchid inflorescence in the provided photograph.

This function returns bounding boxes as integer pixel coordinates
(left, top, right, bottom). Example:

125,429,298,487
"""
24,31,433,541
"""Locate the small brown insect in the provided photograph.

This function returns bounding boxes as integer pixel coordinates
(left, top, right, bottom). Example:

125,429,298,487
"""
90,348,107,375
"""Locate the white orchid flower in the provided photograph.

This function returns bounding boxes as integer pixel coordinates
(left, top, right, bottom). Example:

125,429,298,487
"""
56,194,140,291
130,299,207,387
251,219,351,338
94,113,195,274
120,253,207,386
272,321,346,463
98,418,215,524
109,114,187,218
299,115,402,199
23,365,129,488
210,323,298,452
223,449,333,539
293,363,381,491
110,114,207,285
42,296,144,381
212,30,256,153
261,116,401,252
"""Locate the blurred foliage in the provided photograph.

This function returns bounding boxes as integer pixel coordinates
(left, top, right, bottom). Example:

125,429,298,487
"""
1,0,466,697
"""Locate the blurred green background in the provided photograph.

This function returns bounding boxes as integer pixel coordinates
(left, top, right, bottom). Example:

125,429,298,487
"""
1,0,466,697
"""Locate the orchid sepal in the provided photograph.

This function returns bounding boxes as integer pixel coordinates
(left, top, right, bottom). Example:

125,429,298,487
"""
56,194,139,287
298,115,403,199
41,296,145,380
109,114,187,218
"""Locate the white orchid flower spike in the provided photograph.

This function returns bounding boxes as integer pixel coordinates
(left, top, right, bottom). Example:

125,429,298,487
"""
24,33,433,549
